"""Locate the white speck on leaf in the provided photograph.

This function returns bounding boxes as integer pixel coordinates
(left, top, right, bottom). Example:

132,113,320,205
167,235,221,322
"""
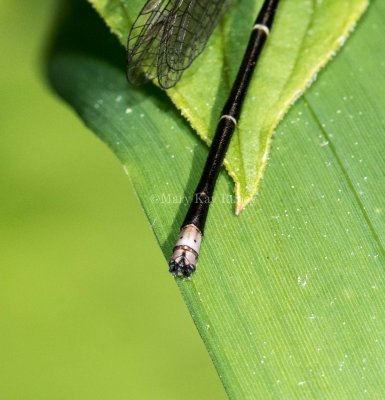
297,275,309,288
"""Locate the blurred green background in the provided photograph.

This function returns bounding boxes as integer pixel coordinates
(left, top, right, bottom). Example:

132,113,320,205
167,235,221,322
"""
0,0,226,398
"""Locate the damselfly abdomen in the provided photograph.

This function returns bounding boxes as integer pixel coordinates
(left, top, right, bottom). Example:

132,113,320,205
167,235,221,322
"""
127,0,281,277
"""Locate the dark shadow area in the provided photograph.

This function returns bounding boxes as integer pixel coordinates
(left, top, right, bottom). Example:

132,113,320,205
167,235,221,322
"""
44,0,123,72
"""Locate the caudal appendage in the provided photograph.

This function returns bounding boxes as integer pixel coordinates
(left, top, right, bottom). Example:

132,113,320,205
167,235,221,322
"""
169,224,202,278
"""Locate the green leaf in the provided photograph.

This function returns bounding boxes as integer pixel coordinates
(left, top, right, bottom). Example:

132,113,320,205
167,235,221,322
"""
88,0,368,211
48,1,385,398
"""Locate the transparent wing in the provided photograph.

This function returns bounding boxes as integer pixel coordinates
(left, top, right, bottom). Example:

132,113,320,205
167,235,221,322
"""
127,0,230,89
157,49,184,88
164,0,230,72
126,0,174,85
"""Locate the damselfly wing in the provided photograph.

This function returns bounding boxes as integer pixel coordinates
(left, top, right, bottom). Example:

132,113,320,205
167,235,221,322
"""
127,0,230,89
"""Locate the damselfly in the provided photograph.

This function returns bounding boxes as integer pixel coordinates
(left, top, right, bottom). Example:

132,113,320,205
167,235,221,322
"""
127,0,281,277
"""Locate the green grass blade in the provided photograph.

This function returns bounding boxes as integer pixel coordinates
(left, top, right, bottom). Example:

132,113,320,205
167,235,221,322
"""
48,1,385,398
